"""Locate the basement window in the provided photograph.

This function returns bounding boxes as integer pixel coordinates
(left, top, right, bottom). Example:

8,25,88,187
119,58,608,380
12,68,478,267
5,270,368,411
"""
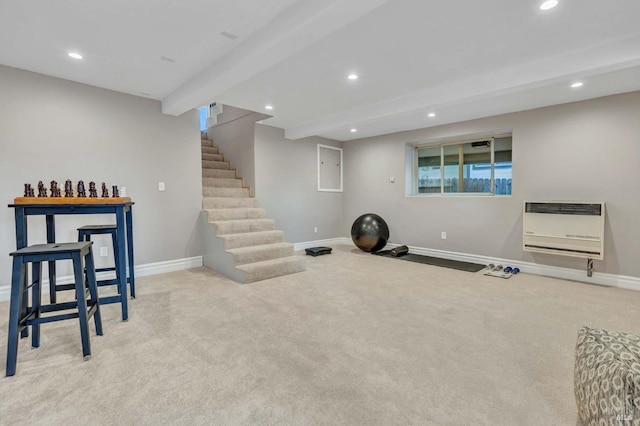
414,135,512,195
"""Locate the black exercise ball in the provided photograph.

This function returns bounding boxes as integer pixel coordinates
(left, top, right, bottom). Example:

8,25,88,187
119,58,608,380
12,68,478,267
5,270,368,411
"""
351,213,389,253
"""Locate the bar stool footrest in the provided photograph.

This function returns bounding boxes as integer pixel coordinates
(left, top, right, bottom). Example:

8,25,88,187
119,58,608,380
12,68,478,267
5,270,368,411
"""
98,295,123,305
54,284,76,292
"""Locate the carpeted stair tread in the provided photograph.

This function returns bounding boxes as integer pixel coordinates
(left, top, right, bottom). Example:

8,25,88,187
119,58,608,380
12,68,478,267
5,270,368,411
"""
236,256,306,283
202,177,243,188
227,242,295,265
202,153,224,161
203,187,250,198
202,169,236,178
205,208,267,221
203,197,258,209
211,218,276,235
202,160,230,170
220,230,285,249
201,146,219,154
201,139,215,148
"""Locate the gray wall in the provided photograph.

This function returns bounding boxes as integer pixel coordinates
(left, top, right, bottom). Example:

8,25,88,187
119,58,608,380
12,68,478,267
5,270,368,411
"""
254,124,344,243
205,105,269,196
343,91,640,277
0,65,202,286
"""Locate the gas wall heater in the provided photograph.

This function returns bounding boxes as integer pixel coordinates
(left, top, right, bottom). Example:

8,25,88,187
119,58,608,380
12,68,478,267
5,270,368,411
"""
523,201,605,275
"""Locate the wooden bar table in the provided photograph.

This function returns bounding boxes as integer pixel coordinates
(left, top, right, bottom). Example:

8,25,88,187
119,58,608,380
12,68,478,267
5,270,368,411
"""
9,197,135,321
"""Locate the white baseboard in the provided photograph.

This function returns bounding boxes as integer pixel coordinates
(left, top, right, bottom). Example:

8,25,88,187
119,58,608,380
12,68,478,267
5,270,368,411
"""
134,256,203,277
0,256,203,302
297,238,640,291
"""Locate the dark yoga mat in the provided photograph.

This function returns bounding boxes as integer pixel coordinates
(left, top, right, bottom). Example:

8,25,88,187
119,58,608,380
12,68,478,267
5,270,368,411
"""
372,249,485,272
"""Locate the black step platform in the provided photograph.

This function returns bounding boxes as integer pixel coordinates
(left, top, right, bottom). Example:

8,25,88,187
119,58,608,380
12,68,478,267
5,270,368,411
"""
305,247,332,257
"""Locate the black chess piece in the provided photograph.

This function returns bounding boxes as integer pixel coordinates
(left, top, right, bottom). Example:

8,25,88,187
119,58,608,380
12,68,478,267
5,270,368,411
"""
64,179,73,197
24,183,33,197
101,182,109,198
37,181,47,197
89,181,98,198
77,180,86,197
29,188,35,197
50,180,61,197
112,185,119,197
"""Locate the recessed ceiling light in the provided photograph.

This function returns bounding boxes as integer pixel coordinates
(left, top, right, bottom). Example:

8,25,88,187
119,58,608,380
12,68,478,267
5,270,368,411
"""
348,74,358,80
68,52,83,60
571,82,584,88
265,105,273,110
427,113,436,118
350,128,357,133
540,0,558,10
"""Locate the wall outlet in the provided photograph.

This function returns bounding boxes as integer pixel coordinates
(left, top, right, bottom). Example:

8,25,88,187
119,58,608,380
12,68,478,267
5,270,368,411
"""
99,246,108,257
314,227,318,233
441,232,447,240
158,182,165,191
120,186,127,197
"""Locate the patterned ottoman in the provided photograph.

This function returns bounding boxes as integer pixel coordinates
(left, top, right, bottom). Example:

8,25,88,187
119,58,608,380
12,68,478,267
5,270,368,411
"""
574,326,640,425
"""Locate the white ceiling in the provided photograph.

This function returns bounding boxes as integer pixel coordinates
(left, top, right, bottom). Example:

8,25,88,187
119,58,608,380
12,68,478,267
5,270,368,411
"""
2,0,640,141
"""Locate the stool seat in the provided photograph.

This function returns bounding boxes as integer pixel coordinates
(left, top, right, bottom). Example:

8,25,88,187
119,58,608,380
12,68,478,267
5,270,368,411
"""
6,241,102,376
11,242,93,256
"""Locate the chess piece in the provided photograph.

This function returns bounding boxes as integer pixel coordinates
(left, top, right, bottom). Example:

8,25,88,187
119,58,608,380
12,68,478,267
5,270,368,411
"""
77,180,86,197
24,183,33,197
64,179,73,197
37,181,47,197
101,182,109,198
112,185,119,198
50,180,61,197
29,188,35,197
89,181,98,198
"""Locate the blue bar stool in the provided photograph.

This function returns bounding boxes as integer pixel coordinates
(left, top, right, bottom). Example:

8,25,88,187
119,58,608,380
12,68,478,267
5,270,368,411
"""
76,224,135,302
6,242,103,376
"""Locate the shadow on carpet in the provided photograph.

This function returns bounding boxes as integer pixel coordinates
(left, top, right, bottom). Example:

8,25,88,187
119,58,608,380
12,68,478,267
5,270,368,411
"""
372,249,486,272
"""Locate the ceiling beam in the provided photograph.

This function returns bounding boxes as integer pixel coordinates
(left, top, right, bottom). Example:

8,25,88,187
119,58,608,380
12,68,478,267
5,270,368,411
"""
284,37,640,140
161,0,392,116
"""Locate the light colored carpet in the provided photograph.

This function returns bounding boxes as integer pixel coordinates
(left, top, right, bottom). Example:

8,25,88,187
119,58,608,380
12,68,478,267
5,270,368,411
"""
1,244,639,425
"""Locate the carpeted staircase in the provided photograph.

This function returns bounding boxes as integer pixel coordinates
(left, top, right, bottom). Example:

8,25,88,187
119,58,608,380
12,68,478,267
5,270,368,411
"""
200,138,306,283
